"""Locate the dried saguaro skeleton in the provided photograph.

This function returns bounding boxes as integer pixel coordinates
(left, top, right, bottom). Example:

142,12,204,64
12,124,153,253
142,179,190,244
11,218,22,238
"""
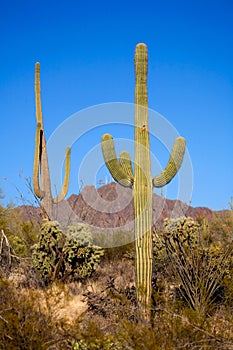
101,43,186,321
33,63,71,219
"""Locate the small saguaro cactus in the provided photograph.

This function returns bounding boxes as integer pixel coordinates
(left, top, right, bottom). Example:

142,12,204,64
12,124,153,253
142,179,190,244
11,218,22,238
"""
101,43,186,321
33,63,71,219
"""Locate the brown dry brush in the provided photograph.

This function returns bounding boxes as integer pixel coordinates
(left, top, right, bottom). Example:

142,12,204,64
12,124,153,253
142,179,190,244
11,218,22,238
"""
0,275,72,350
0,210,233,349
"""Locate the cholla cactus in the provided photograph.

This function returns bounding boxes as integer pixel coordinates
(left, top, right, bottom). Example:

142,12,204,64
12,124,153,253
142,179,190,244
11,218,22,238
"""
32,220,64,280
66,223,93,246
153,217,199,272
33,63,71,219
101,43,186,320
154,217,233,313
32,220,104,282
164,216,199,246
64,223,101,281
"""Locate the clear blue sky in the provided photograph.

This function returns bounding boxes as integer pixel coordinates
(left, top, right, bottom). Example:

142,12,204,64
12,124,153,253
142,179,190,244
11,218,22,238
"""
0,0,232,210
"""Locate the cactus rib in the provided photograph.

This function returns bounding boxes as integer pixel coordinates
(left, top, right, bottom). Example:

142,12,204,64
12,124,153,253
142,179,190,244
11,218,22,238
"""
101,134,134,187
119,151,134,178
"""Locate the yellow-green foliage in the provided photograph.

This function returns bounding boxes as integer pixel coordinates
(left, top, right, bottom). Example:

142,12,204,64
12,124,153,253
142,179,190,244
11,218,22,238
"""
0,205,10,233
9,222,38,258
0,206,38,263
72,325,123,350
32,220,104,282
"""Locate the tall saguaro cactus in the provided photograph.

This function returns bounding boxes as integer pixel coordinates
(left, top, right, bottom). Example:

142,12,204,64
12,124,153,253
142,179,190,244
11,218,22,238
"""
33,63,71,219
101,43,186,320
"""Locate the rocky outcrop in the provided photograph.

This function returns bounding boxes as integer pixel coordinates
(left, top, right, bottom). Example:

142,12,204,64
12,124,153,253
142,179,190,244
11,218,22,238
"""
15,182,213,230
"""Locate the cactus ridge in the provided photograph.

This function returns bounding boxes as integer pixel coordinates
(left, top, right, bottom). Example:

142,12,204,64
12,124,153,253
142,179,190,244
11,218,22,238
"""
101,43,186,322
33,63,71,218
119,151,134,178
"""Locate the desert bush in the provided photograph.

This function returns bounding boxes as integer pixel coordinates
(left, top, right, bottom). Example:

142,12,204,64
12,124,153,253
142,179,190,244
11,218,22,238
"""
153,217,233,314
0,229,20,274
14,221,38,257
92,229,134,249
71,308,233,350
0,204,39,259
32,220,104,282
0,274,70,350
153,217,199,277
83,276,137,321
207,212,233,246
72,325,124,350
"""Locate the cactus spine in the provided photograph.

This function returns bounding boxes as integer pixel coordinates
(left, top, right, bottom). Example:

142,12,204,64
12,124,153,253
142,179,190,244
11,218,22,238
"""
101,43,186,321
33,63,71,219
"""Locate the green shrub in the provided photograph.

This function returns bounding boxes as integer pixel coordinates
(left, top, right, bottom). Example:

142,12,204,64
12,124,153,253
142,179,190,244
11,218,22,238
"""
0,205,11,233
0,204,39,259
72,322,124,350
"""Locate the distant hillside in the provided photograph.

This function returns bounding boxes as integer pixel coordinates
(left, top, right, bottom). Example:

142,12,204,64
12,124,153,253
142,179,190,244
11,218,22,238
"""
15,182,213,230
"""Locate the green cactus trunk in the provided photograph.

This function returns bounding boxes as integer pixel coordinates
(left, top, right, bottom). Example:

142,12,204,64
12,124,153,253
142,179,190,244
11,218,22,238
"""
102,43,186,322
33,63,71,219
133,44,153,320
